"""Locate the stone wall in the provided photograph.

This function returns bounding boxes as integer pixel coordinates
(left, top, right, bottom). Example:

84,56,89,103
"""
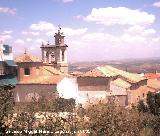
12,84,58,103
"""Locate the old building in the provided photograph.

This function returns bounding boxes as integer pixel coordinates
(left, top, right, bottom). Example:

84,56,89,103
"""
0,43,17,88
74,65,148,106
14,51,66,103
41,27,68,74
13,27,71,103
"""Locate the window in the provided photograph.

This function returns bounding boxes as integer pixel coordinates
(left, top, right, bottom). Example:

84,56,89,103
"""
24,68,30,75
62,50,64,61
143,93,145,98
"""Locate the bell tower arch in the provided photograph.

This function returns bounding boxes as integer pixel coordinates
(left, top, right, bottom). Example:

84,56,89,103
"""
41,26,68,73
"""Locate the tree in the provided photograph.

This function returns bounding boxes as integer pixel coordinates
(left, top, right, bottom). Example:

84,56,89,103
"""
137,100,148,113
0,87,15,134
146,92,160,115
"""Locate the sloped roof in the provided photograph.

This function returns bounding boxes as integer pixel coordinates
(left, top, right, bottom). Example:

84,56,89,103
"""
42,65,63,75
19,65,65,84
144,73,160,79
15,53,41,63
80,68,106,77
112,78,131,89
19,75,64,84
98,65,146,83
147,79,160,90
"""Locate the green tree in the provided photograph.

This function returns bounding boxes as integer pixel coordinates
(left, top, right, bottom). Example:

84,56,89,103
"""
137,100,148,113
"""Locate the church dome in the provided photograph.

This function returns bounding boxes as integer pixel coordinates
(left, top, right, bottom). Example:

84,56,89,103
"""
15,52,41,63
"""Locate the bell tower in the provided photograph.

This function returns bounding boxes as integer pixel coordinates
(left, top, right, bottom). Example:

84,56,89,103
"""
54,26,68,73
41,26,68,74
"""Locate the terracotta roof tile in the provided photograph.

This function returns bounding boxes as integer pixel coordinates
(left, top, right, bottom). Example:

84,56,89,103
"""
15,53,41,63
20,75,64,84
144,73,160,79
80,68,106,77
147,79,160,90
98,65,146,83
112,78,131,89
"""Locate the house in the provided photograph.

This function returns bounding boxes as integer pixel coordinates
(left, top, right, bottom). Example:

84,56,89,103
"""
0,43,17,89
75,65,148,106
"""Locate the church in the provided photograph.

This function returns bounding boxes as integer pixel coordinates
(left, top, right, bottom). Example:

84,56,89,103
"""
13,27,72,103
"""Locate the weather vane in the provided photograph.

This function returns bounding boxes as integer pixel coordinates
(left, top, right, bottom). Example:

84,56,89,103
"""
58,24,61,33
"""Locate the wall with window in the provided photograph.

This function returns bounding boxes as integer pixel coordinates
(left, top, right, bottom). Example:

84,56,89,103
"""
16,62,43,82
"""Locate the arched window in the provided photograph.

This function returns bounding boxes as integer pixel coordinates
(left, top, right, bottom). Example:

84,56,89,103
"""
24,68,30,75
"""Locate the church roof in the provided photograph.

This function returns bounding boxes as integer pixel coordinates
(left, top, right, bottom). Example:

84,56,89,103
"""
80,65,146,83
15,53,41,63
19,75,64,84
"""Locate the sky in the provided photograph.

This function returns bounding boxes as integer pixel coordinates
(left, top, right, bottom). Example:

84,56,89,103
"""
0,0,160,62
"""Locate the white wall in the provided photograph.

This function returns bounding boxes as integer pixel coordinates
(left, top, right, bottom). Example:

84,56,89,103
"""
57,77,79,100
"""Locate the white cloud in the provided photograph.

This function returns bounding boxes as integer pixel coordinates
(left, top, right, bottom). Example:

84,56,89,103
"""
84,7,155,26
0,7,16,15
14,39,25,44
0,35,12,42
35,38,46,44
153,1,160,7
63,28,87,36
26,38,32,42
30,21,56,31
22,31,40,36
126,25,156,36
0,30,13,42
2,30,13,34
62,0,73,3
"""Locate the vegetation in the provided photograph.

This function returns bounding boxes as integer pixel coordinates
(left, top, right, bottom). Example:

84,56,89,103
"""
0,87,14,134
1,88,160,135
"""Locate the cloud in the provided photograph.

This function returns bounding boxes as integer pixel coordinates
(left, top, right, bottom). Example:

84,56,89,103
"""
62,0,73,3
30,21,56,31
0,7,16,15
84,7,155,26
22,31,40,36
0,30,13,42
2,30,13,34
126,25,156,36
26,38,32,42
153,1,160,7
14,39,25,44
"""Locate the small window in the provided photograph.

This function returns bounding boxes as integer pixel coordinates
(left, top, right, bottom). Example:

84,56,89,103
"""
62,50,65,61
143,93,145,98
24,68,30,75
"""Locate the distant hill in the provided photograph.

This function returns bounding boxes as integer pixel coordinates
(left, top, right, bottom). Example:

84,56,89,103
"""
69,58,160,74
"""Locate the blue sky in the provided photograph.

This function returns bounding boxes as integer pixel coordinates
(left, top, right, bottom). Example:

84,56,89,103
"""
0,0,160,62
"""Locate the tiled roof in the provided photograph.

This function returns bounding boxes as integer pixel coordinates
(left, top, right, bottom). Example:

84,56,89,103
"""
98,65,146,83
19,75,63,84
15,53,41,63
144,73,160,79
80,68,106,77
19,65,65,84
112,78,131,89
70,71,84,76
80,65,145,83
42,65,64,75
147,79,160,90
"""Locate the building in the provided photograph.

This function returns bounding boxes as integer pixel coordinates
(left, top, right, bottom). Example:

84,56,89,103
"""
74,65,148,106
13,27,71,103
13,52,65,103
41,27,68,74
0,43,17,88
